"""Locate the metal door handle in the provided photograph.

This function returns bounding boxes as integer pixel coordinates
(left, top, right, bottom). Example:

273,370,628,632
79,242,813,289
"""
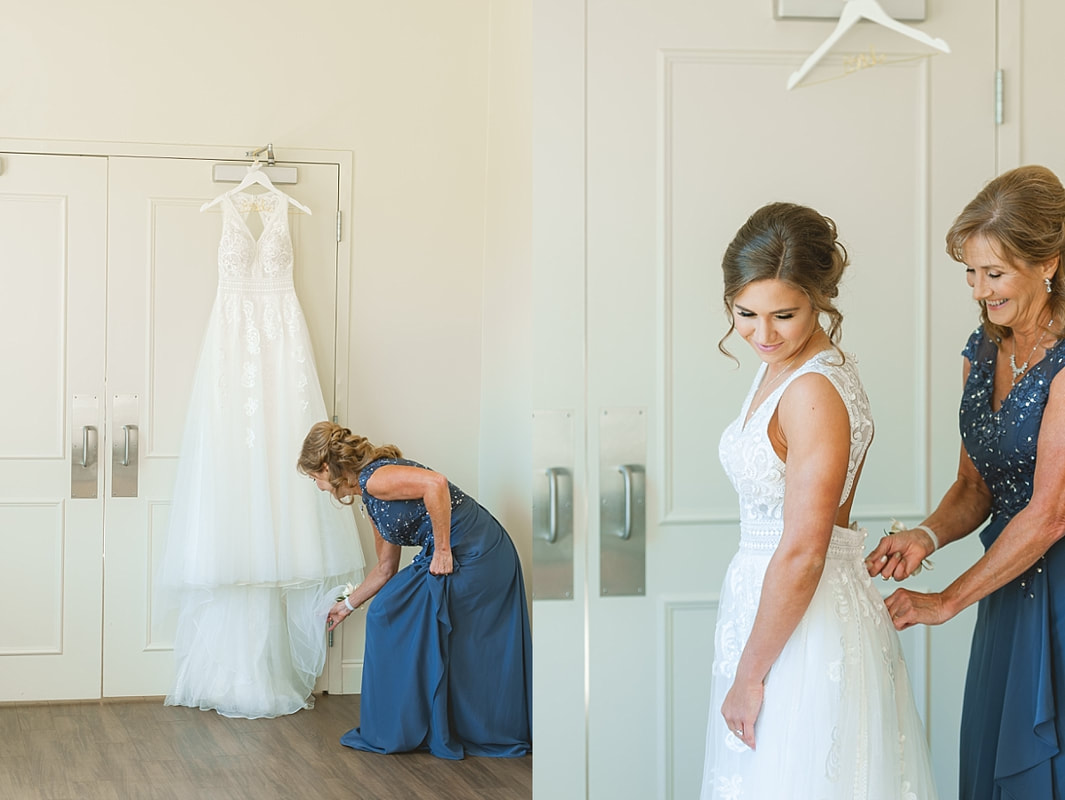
616,464,638,540
120,425,132,466
80,425,94,467
545,467,565,544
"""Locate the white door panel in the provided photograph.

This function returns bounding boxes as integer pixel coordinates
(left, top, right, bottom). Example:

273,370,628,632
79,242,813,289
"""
0,152,107,700
998,0,1065,176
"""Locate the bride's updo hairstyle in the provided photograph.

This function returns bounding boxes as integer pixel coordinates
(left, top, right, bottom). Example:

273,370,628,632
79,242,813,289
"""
718,202,849,362
298,421,403,504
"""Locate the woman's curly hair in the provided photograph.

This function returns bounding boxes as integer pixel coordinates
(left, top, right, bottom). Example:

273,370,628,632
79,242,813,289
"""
297,421,402,504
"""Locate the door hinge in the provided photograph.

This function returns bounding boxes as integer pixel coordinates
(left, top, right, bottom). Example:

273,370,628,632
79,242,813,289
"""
336,210,342,243
995,69,1004,126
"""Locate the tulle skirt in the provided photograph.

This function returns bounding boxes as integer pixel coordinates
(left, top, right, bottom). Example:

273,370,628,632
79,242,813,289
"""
700,525,938,799
159,284,365,718
165,582,345,718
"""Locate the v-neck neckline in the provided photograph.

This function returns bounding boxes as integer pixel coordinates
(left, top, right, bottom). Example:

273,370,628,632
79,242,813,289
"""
224,192,280,246
988,335,1064,413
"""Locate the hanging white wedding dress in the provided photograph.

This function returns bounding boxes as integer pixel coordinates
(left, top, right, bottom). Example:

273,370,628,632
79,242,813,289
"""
159,184,365,719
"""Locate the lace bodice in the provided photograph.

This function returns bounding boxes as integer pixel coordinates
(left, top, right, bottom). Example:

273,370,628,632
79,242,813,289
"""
718,350,873,550
209,190,314,444
218,192,294,284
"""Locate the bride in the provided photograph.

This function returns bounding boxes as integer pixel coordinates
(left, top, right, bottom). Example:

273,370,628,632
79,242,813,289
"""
700,202,937,799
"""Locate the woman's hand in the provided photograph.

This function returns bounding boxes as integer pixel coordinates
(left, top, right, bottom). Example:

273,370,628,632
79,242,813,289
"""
326,600,353,632
721,675,764,750
884,587,951,630
429,548,454,576
865,527,935,581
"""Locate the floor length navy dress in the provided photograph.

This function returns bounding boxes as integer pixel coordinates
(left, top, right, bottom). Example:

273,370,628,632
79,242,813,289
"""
341,458,532,759
959,327,1065,799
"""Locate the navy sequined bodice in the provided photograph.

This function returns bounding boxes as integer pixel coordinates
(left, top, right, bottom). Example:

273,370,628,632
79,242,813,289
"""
960,326,1065,543
357,458,468,552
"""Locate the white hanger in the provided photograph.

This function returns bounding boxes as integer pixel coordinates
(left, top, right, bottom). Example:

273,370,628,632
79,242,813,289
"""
200,161,312,214
787,0,951,90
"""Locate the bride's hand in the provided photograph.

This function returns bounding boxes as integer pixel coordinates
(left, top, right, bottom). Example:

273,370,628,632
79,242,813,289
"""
721,676,763,750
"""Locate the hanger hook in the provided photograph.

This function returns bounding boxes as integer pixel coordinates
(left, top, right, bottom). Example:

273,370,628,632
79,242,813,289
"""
244,143,275,166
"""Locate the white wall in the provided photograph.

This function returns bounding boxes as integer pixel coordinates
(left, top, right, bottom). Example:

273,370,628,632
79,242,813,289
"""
478,1,533,579
0,0,498,493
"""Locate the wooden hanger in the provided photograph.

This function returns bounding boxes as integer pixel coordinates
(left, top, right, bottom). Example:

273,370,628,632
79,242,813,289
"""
787,0,950,90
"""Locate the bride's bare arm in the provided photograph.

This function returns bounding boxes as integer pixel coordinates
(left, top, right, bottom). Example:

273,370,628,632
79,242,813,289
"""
721,372,850,749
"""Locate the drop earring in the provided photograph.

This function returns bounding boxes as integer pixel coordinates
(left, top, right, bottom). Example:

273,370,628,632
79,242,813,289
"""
1046,277,1053,293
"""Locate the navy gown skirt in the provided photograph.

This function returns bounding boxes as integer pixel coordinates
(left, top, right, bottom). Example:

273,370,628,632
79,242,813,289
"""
959,524,1065,799
340,499,532,759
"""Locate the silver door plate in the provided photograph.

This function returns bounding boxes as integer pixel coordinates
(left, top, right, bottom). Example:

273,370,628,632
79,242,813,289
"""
532,410,575,601
599,408,646,597
71,394,98,499
111,394,139,498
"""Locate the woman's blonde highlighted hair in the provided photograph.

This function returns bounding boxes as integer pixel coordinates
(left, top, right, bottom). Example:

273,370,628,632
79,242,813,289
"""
297,421,402,504
946,165,1065,344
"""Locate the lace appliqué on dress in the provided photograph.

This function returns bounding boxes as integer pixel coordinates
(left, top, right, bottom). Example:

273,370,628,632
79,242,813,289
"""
211,193,316,450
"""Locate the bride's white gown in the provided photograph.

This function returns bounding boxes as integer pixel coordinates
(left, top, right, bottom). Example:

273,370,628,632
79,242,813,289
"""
159,189,365,719
701,350,938,799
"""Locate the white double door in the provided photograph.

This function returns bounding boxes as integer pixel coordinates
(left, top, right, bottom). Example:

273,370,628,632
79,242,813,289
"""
534,1,997,798
0,151,344,701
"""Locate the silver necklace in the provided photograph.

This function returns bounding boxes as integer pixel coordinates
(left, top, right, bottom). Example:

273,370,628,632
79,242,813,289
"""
1009,326,1050,384
759,351,802,398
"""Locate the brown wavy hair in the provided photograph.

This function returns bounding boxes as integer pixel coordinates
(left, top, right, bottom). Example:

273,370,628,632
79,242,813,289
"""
718,202,849,362
945,164,1065,344
297,421,402,504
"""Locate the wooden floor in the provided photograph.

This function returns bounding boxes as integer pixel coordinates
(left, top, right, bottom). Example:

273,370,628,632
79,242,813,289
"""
0,694,531,800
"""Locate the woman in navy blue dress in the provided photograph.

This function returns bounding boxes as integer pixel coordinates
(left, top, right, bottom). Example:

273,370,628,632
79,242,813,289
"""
866,165,1065,798
298,421,532,759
